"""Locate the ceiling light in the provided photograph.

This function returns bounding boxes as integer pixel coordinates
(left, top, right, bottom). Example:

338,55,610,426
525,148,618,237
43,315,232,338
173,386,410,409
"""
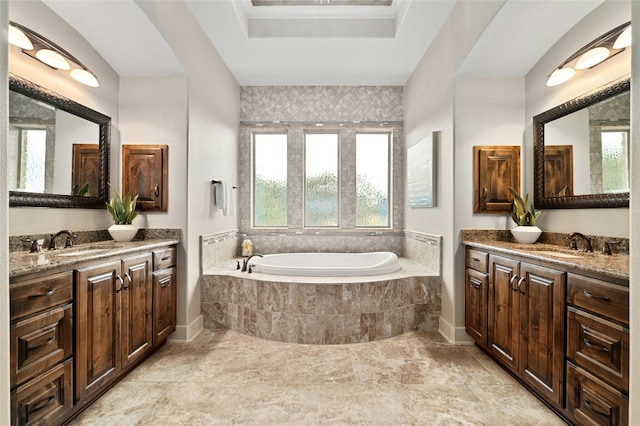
8,24,33,50
546,68,576,87
575,47,610,70
613,26,631,49
70,69,99,87
546,21,630,87
9,21,100,88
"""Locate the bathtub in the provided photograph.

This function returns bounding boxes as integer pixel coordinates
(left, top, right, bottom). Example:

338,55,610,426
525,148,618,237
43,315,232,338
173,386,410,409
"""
249,251,401,276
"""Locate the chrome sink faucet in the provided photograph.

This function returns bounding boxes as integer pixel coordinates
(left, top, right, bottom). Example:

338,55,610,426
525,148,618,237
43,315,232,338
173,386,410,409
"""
242,253,263,272
48,230,76,250
567,232,593,253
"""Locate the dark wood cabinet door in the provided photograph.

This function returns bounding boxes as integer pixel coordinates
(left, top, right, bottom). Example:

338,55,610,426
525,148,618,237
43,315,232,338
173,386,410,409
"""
71,144,99,196
518,262,566,406
122,145,168,211
120,254,153,370
153,267,177,344
465,268,487,345
488,255,519,371
75,261,121,403
474,146,520,213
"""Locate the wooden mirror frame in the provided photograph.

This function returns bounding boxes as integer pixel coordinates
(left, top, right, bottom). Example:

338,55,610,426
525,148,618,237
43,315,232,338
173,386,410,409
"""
9,74,111,208
533,76,630,209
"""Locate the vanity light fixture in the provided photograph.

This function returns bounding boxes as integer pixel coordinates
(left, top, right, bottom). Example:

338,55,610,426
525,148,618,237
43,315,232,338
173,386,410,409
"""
546,21,630,87
8,21,100,88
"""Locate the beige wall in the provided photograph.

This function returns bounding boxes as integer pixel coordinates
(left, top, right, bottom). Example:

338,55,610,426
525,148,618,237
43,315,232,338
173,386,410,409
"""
1,2,11,423
403,1,505,342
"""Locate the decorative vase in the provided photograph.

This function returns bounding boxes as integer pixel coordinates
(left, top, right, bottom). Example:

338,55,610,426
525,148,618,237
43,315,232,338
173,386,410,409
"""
511,226,542,244
108,224,138,242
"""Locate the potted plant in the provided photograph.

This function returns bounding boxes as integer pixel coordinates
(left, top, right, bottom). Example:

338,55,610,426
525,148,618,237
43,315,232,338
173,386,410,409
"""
106,186,139,242
508,186,542,244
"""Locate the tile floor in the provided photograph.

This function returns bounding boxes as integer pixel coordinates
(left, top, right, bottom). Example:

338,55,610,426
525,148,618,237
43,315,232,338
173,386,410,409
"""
69,330,566,425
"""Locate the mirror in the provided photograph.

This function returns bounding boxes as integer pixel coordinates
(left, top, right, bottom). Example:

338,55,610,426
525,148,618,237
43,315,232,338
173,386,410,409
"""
9,74,110,208
533,76,630,209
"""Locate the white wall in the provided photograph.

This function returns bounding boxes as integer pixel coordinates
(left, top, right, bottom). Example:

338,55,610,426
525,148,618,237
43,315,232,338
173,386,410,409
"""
137,0,240,341
404,1,505,343
8,0,120,234
525,0,630,238
1,2,12,423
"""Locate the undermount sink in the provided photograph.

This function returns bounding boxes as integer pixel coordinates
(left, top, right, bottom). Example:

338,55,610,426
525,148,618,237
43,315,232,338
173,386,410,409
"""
531,250,582,259
56,248,108,257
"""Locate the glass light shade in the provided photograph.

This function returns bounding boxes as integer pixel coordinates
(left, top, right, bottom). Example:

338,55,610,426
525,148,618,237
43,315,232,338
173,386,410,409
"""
546,67,576,87
575,47,610,70
70,68,100,87
613,26,631,49
35,49,71,70
8,25,33,50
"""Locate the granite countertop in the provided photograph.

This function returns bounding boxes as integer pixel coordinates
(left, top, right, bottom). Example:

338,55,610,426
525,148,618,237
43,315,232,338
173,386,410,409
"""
463,239,629,282
10,238,179,279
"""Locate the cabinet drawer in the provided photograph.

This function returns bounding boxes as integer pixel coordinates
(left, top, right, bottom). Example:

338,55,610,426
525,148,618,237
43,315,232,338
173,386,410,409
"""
566,363,628,426
567,307,628,392
11,358,73,426
567,273,628,325
11,304,73,388
153,247,176,270
10,272,73,320
465,248,488,272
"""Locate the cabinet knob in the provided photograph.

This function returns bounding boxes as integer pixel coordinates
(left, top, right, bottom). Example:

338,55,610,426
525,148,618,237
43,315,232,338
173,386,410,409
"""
154,185,160,198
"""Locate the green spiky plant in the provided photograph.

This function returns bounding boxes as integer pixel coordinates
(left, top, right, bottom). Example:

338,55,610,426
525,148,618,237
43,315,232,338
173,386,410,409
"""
106,186,138,225
508,186,541,226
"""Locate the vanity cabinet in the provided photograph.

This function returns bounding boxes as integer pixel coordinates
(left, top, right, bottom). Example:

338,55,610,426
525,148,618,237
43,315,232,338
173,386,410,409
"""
10,242,178,426
464,243,630,425
75,253,152,404
10,271,74,426
565,273,629,425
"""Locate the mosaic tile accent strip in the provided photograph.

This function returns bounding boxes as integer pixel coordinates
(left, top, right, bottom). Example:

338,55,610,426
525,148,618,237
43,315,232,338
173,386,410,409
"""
403,231,442,274
240,86,403,122
201,229,240,271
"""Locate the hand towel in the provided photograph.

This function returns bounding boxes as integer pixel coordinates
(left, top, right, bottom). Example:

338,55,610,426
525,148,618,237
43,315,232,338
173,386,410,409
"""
215,182,236,216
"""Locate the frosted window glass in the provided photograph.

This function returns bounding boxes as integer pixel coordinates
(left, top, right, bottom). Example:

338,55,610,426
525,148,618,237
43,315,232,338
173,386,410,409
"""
601,131,629,193
20,129,47,193
356,133,389,227
305,133,338,227
254,133,288,226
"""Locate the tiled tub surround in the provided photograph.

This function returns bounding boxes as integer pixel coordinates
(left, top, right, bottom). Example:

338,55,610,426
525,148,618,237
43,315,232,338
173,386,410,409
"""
201,259,440,344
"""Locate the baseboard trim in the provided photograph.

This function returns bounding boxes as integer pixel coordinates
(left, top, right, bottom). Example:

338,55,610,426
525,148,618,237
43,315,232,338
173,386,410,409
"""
438,316,474,344
169,314,203,343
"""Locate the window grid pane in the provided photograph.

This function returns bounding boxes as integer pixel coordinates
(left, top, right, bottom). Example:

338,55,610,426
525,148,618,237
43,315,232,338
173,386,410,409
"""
356,133,390,227
305,133,339,227
254,133,288,227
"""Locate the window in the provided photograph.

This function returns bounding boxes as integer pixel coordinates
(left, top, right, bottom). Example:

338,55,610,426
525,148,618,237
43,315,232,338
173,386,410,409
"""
253,133,287,227
19,128,47,192
305,133,339,227
356,132,390,227
601,129,629,193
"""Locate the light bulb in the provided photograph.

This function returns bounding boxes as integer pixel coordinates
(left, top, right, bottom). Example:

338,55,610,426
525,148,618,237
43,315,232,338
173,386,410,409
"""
70,69,100,87
546,68,576,87
8,25,33,50
613,26,631,49
35,49,71,70
575,47,610,70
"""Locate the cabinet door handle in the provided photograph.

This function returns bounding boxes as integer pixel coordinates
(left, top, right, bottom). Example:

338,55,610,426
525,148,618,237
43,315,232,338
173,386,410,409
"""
161,256,171,261
123,273,132,290
482,187,487,199
469,278,482,289
28,288,56,298
583,338,610,353
583,291,611,302
115,275,124,293
154,185,160,198
518,277,526,294
29,335,56,350
510,275,519,291
28,394,55,414
583,398,610,418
